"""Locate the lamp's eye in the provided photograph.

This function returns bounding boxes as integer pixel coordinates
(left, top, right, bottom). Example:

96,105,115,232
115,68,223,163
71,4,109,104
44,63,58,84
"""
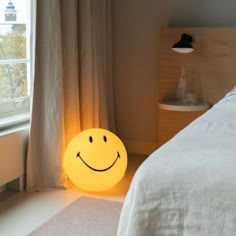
103,135,107,142
89,136,93,143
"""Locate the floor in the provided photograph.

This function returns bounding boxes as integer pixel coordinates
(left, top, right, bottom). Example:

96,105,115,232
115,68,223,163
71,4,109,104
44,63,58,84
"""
0,154,147,236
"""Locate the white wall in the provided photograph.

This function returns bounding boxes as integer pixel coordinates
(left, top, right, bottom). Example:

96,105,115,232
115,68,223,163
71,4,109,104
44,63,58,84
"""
113,0,169,154
113,0,236,155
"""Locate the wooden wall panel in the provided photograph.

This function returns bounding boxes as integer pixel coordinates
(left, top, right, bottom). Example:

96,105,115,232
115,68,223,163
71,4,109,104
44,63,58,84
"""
159,27,236,105
158,28,236,146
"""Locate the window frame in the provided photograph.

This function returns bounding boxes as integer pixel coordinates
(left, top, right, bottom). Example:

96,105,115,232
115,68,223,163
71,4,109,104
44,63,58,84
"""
0,0,34,131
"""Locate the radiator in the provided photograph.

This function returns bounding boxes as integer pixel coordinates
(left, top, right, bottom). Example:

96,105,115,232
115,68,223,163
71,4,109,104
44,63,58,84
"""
0,126,29,189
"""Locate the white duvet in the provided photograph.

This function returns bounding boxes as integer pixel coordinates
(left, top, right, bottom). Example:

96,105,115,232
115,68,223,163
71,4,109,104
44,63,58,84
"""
117,90,236,236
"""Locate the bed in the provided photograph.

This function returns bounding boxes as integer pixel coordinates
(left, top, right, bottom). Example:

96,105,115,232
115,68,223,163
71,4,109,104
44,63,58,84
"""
117,87,236,235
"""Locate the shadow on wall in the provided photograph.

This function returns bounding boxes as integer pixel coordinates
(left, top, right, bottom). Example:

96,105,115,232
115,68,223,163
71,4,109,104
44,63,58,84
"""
113,0,169,155
169,0,236,27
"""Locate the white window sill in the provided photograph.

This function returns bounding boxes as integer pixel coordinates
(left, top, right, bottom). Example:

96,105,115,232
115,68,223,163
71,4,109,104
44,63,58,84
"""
0,112,30,136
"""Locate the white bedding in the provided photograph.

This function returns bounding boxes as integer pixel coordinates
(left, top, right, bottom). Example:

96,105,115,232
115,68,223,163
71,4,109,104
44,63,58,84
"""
117,90,236,236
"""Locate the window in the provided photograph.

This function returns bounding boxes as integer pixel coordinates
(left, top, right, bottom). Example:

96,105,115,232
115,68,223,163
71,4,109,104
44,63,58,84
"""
0,0,34,129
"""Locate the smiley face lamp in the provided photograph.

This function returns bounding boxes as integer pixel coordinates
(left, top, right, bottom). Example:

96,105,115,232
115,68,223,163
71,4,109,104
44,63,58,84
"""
64,128,127,192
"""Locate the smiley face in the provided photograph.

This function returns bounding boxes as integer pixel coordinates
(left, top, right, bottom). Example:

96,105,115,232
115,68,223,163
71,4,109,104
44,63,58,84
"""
64,128,127,191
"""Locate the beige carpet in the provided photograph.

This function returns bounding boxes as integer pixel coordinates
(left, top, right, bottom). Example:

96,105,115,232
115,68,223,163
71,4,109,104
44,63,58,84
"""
28,197,123,236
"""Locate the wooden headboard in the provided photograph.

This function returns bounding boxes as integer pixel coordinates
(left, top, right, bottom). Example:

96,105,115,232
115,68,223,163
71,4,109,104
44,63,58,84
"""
159,27,236,106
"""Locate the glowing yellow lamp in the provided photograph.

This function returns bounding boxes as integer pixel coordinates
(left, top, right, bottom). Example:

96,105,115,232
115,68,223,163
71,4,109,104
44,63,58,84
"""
64,128,127,192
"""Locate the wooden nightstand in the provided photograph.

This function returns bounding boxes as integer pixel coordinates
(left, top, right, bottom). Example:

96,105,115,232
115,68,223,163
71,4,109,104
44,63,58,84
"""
158,101,209,146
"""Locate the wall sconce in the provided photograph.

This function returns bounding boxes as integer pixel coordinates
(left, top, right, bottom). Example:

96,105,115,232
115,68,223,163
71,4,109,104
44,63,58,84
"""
172,33,194,53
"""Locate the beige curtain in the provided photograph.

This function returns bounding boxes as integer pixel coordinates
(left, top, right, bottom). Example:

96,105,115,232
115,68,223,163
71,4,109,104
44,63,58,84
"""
26,0,115,191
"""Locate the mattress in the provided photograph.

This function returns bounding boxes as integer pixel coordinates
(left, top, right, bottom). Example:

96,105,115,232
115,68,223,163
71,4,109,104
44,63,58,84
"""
117,88,236,236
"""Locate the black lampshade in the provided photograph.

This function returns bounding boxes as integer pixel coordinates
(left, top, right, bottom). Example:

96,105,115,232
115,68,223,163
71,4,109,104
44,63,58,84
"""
172,33,194,53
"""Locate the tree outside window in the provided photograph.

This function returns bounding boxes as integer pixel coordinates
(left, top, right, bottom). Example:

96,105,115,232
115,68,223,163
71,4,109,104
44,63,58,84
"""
0,24,27,101
0,0,32,123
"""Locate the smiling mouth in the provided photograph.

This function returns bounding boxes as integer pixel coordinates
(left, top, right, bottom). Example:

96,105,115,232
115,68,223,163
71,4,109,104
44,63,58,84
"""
76,152,120,172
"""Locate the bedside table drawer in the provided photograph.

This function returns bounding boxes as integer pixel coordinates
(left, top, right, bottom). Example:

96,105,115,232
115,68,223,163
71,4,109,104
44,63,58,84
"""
158,109,206,146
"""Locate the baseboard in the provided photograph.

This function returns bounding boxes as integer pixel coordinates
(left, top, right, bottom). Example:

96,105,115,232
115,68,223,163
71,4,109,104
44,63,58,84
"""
7,176,25,192
0,184,7,192
123,139,158,155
